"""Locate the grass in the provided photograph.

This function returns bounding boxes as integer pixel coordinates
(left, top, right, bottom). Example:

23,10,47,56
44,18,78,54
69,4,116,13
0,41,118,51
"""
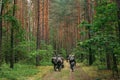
30,66,52,80
1,62,119,80
81,63,120,80
0,63,53,80
82,65,98,78
0,63,39,80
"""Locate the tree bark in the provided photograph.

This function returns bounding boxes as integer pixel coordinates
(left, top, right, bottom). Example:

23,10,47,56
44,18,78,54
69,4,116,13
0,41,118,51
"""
116,0,120,42
0,0,3,65
10,0,16,68
106,52,111,70
42,0,44,41
10,27,14,68
85,0,93,65
112,53,118,76
36,0,40,66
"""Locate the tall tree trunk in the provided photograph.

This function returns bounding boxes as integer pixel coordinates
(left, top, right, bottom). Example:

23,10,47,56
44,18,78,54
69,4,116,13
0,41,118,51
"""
10,0,16,68
0,0,3,65
44,0,49,44
112,52,118,76
106,52,111,70
36,0,40,66
112,0,119,76
116,0,120,42
10,25,14,68
42,0,44,41
86,0,93,65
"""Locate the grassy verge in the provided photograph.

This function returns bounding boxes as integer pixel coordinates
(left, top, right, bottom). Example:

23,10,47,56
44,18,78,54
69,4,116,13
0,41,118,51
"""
0,64,39,80
0,63,53,80
28,66,52,80
82,65,99,78
81,63,120,79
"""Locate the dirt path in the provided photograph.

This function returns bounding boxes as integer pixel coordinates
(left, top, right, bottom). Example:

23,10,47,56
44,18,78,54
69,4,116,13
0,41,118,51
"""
42,61,92,80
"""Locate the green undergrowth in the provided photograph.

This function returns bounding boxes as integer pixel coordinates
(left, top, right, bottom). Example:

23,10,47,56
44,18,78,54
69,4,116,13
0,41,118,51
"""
0,63,39,80
81,63,120,80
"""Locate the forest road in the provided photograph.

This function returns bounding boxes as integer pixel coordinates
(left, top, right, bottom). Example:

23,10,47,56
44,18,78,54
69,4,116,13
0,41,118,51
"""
42,61,92,80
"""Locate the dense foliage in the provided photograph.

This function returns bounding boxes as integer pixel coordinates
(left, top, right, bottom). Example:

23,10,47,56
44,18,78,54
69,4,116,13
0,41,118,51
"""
0,0,120,79
77,1,120,74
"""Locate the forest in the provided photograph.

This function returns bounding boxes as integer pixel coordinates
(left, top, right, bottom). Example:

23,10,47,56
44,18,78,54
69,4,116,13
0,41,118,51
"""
0,0,120,80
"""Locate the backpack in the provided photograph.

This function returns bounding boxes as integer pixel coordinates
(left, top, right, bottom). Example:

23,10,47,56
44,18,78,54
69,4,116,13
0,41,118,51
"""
69,56,74,61
57,57,62,62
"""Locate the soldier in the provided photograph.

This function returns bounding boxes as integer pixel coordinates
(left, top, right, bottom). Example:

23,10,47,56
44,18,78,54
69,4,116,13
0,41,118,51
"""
51,54,64,71
68,54,76,72
51,55,58,71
